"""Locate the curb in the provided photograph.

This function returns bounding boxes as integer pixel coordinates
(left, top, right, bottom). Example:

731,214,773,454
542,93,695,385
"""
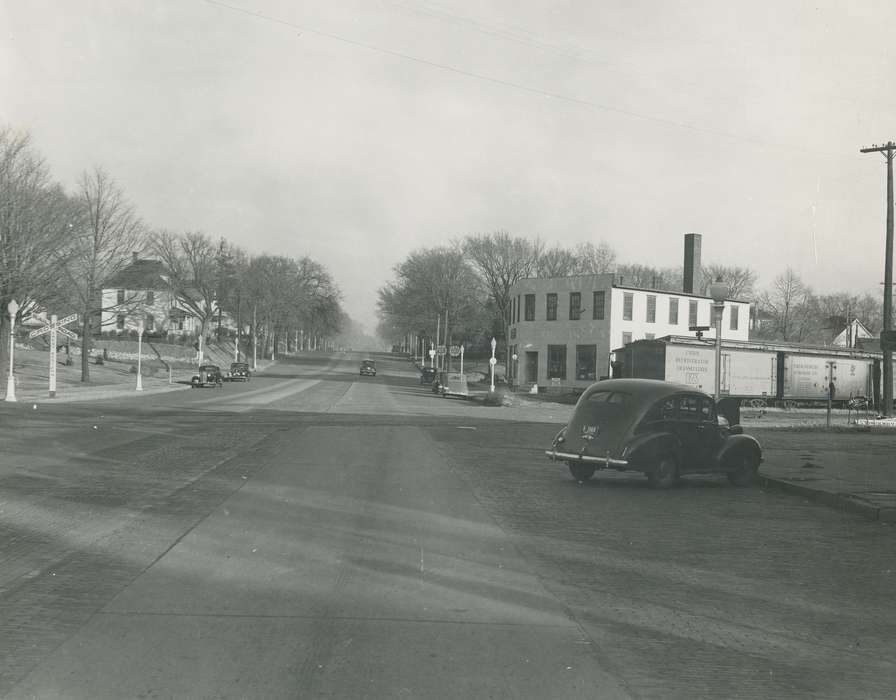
759,475,896,523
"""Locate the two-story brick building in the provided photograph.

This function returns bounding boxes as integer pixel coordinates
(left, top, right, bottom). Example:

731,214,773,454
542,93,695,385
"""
507,234,751,390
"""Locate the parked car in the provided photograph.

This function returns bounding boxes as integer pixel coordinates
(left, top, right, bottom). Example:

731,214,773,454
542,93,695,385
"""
226,362,251,382
191,364,224,388
433,371,469,399
420,367,437,385
359,359,377,376
545,378,762,488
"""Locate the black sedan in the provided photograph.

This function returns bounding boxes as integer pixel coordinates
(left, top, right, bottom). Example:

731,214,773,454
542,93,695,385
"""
226,362,251,381
191,364,224,388
546,378,762,488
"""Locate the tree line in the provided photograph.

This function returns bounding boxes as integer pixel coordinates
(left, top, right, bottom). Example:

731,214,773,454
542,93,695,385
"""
377,231,884,354
1,126,344,383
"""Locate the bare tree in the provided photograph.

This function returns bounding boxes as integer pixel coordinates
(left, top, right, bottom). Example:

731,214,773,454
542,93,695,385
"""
700,264,758,300
463,231,543,353
536,246,579,277
573,241,617,274
60,167,145,382
757,268,812,341
152,231,219,363
0,128,74,375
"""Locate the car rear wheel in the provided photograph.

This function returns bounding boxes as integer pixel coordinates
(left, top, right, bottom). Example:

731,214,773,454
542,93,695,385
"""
727,451,760,486
568,463,596,481
647,454,679,489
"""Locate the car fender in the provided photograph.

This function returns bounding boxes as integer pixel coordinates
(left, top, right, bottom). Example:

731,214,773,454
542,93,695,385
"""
715,434,762,467
624,431,682,468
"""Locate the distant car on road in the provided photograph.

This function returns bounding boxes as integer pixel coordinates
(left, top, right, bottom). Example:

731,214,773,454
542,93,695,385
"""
191,364,224,388
433,371,469,399
226,362,251,382
546,378,762,488
420,367,437,385
359,359,377,376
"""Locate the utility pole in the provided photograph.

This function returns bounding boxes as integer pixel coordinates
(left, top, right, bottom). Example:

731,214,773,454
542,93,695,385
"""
860,142,894,416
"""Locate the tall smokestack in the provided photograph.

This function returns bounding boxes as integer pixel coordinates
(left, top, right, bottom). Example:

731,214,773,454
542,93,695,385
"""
683,233,702,294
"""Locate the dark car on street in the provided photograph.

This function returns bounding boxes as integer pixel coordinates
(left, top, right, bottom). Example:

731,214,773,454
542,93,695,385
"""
226,362,251,382
191,364,224,388
546,378,762,488
359,359,377,376
420,366,437,385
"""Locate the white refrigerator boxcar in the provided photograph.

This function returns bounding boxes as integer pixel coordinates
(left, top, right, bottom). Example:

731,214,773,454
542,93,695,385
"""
663,344,777,397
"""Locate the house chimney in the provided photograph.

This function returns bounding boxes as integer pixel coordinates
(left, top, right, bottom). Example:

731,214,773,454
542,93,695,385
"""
132,251,139,263
683,233,702,294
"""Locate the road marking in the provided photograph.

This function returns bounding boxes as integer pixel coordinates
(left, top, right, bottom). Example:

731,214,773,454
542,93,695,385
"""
456,426,477,430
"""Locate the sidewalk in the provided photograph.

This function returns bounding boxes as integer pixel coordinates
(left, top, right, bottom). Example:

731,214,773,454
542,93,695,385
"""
8,359,277,405
755,423,896,524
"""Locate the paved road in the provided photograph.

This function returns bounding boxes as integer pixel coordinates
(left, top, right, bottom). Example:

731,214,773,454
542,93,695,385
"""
0,353,893,699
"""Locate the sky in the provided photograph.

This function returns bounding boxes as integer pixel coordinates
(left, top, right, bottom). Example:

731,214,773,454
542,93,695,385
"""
2,1,895,332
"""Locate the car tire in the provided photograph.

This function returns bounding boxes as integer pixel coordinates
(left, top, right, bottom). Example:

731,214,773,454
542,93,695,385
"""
727,450,760,486
647,454,679,489
568,463,596,481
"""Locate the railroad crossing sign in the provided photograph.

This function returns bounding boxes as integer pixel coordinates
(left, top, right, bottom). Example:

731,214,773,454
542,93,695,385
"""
28,314,78,398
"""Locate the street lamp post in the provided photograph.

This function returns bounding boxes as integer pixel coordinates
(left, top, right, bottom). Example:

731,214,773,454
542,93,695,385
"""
136,320,144,391
489,337,497,392
5,299,19,402
709,279,729,403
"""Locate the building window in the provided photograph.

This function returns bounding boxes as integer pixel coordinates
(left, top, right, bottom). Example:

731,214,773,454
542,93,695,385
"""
546,293,558,321
117,289,125,305
623,293,633,321
575,345,597,381
592,291,605,320
730,305,739,331
646,295,656,323
146,314,155,331
621,332,632,345
547,344,566,379
146,290,155,305
116,314,126,330
510,327,516,339
517,295,521,323
569,292,582,320
669,297,679,324
645,333,655,340
524,294,535,321
689,299,698,327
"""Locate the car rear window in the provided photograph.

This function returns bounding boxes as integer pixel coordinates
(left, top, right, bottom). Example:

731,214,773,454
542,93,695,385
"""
585,390,629,404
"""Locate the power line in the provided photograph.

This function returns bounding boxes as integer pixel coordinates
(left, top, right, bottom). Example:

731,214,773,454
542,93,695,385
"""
202,0,844,159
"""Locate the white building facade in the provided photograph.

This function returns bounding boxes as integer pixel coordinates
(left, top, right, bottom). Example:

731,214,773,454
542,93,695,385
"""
507,273,750,391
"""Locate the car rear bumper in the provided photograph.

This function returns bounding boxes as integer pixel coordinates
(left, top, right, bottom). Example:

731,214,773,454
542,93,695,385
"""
545,449,629,468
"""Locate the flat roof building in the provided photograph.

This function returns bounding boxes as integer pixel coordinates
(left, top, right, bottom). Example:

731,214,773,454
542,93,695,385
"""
507,271,751,391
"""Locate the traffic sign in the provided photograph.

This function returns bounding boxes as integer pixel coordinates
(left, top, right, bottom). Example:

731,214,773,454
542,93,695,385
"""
449,345,461,357
489,357,497,366
437,345,447,356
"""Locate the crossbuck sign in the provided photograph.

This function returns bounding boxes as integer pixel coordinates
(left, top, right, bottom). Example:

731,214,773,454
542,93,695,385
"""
29,314,78,397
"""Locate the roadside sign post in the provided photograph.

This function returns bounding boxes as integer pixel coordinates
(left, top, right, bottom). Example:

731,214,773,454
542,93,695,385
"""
5,299,19,402
136,321,144,392
460,345,464,375
428,345,435,369
28,313,78,398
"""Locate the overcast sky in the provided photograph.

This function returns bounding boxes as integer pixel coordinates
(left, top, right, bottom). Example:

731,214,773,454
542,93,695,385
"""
2,1,894,330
